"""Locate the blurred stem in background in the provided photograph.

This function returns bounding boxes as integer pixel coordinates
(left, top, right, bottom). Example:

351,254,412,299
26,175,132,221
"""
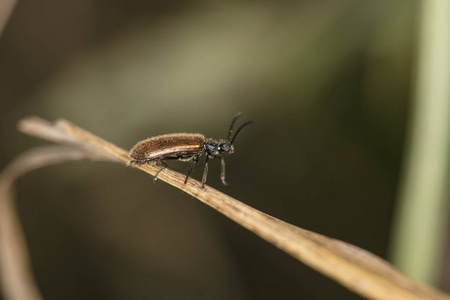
390,0,450,284
0,0,17,37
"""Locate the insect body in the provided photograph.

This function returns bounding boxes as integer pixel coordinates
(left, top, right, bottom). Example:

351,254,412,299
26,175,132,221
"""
129,112,253,188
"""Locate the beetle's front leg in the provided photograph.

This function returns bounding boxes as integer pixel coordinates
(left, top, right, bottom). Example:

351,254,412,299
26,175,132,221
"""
220,156,227,186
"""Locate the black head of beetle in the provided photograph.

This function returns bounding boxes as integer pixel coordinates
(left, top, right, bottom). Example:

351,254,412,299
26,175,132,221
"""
218,142,232,153
204,112,253,157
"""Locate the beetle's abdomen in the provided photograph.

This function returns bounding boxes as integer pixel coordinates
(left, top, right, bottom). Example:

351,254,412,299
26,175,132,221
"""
129,133,205,161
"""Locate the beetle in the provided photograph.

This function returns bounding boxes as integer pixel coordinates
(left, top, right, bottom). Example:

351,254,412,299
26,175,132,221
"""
129,112,254,188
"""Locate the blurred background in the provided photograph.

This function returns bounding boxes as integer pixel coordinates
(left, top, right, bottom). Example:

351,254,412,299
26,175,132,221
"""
1,0,450,299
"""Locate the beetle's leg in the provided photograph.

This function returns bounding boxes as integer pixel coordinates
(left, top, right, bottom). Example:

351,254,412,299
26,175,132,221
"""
153,160,167,182
201,155,210,188
130,159,151,165
220,157,227,186
184,155,200,184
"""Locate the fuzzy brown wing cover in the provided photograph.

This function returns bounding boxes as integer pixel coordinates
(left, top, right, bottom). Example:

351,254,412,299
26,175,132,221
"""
129,133,205,161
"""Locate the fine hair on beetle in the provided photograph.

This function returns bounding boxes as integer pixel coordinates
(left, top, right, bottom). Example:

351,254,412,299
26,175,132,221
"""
129,112,254,188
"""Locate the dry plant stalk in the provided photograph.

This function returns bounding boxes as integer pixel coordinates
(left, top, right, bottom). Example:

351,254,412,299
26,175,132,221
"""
0,146,114,300
0,116,449,300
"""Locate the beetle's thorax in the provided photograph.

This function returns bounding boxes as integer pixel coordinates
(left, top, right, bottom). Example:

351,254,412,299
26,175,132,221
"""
204,139,234,156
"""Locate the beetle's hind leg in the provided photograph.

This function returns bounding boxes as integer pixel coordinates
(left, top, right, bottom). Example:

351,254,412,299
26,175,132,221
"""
184,155,200,184
129,159,151,165
153,160,168,182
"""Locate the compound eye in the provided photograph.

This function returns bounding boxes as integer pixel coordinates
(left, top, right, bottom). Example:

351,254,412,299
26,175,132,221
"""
220,144,230,152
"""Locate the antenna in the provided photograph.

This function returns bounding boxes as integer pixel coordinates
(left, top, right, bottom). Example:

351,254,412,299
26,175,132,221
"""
230,120,254,145
227,112,242,142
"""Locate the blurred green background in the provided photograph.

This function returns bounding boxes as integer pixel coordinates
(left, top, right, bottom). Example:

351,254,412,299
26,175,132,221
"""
1,0,450,299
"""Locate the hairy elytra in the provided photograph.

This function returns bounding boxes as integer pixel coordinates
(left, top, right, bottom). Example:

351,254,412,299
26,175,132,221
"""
129,112,254,188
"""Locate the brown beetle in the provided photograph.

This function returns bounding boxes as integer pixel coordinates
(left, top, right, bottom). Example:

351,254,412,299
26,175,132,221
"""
129,112,253,188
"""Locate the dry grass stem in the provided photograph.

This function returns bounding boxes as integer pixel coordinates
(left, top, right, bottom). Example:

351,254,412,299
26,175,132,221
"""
0,146,112,300
2,116,449,300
